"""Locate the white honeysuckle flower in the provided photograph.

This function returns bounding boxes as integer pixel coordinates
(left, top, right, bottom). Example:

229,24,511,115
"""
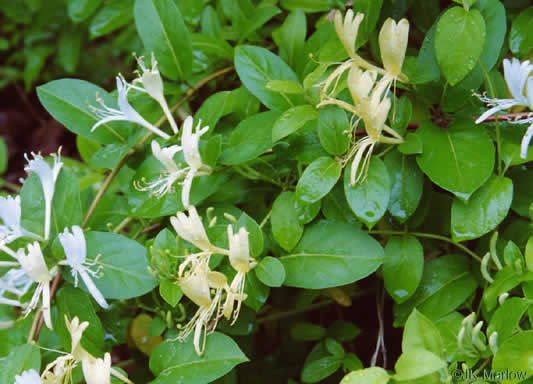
130,53,178,134
82,353,112,384
135,141,187,197
177,258,227,356
136,117,211,208
14,369,43,384
17,242,54,329
0,196,42,244
24,150,63,240
0,268,32,307
378,18,409,82
334,9,364,60
58,226,109,309
222,226,256,324
476,58,533,124
90,75,171,140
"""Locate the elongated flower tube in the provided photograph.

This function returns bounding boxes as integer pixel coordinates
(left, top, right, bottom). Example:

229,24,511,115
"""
91,75,171,140
130,53,178,134
24,151,63,240
334,9,364,60
15,369,43,384
222,226,256,324
0,268,32,307
17,242,53,329
378,18,409,83
177,259,228,355
171,207,224,255
59,226,109,309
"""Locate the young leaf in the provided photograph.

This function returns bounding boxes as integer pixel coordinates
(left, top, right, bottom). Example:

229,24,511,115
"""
255,256,286,287
272,105,319,142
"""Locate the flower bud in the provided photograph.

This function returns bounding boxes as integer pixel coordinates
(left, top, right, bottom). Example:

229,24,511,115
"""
379,18,409,78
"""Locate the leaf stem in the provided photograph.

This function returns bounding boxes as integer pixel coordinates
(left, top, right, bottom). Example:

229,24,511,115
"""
369,230,483,263
0,179,21,193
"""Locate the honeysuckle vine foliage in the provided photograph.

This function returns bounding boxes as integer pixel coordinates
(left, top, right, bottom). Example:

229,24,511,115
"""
2,0,533,383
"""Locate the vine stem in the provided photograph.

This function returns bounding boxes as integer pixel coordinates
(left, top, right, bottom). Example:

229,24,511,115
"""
30,66,235,342
369,230,483,263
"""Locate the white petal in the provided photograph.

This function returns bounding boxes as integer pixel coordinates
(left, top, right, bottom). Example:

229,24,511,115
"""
520,123,533,159
79,269,109,309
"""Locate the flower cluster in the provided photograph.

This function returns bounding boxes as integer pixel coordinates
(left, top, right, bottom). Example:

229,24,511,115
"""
15,316,132,384
475,58,533,159
170,206,256,356
0,152,108,329
317,11,409,185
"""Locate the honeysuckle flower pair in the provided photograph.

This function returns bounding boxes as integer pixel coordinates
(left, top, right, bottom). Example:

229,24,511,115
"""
475,58,533,159
318,11,409,184
59,226,109,309
91,54,177,140
171,207,256,355
39,316,132,384
137,116,212,209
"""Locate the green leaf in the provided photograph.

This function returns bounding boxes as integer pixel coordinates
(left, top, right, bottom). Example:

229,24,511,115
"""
219,111,281,165
271,191,304,252
352,0,384,48
234,45,303,111
509,7,533,58
487,297,529,344
37,79,130,144
340,367,390,384
0,344,40,384
383,236,424,304
280,221,384,289
159,279,183,307
278,10,306,71
239,6,281,43
280,0,337,13
272,105,319,142
83,232,158,299
451,175,513,241
318,106,350,156
255,256,286,287
394,254,478,326
56,286,105,356
473,0,506,71
57,27,82,73
385,150,423,223
398,132,423,155
327,321,360,342
134,0,192,80
265,80,304,94
391,96,412,137
492,331,533,384
301,356,342,383
402,309,443,356
483,265,533,311
50,169,83,240
435,7,486,85
20,173,45,237
192,34,234,59
322,183,360,225
394,349,446,381
344,157,391,229
149,332,248,384
296,156,341,204
89,0,134,38
0,137,7,174
509,166,533,217
291,322,327,341
68,0,102,23
416,120,494,200
24,46,54,91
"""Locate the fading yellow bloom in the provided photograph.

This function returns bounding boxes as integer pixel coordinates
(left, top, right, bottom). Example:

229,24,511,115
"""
379,18,409,82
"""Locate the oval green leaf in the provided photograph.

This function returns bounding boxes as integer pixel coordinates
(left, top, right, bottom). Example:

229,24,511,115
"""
492,331,533,384
271,191,304,252
451,175,513,241
435,7,486,85
134,0,192,80
318,106,350,156
296,156,341,204
280,221,384,289
509,7,533,58
383,236,424,304
344,157,391,229
255,256,286,287
416,120,494,200
272,105,318,142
